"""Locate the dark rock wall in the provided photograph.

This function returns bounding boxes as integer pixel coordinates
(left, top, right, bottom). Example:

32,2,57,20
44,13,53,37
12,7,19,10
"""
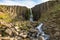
32,1,59,21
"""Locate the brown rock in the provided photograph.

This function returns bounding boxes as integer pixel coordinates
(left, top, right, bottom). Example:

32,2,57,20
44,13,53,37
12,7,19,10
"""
29,28,38,33
19,33,27,38
54,32,60,36
5,28,12,36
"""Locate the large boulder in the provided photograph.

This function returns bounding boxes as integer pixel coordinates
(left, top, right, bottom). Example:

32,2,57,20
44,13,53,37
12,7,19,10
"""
5,28,13,36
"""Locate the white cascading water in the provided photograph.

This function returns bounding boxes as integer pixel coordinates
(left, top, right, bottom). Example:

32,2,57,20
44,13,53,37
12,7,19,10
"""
36,23,49,40
29,8,33,22
29,9,49,40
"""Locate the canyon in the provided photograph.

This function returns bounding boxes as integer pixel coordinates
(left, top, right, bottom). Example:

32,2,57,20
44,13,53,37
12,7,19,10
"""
0,0,60,40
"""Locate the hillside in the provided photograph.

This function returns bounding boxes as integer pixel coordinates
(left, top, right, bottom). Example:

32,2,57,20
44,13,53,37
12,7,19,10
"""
32,1,60,40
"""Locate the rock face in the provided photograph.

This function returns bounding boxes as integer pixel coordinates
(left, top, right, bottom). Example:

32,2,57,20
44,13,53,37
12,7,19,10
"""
32,1,60,40
0,5,29,21
32,1,60,21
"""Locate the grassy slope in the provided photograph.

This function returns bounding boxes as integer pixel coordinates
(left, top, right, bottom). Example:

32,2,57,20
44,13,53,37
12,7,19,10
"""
39,2,60,40
39,3,60,26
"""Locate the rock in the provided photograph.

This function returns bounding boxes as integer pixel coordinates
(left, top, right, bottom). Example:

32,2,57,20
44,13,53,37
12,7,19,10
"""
54,28,60,31
14,36,22,40
5,28,12,36
15,26,20,31
28,29,38,38
10,28,19,35
0,34,1,37
38,36,45,40
29,28,38,33
54,32,60,36
0,21,12,28
10,38,14,40
19,33,27,38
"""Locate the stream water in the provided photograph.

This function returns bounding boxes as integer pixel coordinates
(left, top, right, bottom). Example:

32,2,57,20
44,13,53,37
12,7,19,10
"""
29,9,49,40
36,23,49,40
29,8,33,22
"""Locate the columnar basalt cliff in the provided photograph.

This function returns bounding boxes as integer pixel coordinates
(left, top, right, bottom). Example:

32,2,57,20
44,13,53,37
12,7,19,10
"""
32,1,60,21
0,5,29,21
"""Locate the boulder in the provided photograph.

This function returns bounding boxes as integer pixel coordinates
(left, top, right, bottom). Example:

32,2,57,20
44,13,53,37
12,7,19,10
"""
19,33,27,38
5,28,12,36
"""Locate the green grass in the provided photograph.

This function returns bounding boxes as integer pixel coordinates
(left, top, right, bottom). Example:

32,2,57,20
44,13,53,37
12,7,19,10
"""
0,12,12,23
39,4,60,22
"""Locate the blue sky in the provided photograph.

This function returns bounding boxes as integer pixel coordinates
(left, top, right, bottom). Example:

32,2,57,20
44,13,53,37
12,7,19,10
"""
0,0,49,8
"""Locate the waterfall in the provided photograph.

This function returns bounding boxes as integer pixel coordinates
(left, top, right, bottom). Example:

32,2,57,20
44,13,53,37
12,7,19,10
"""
29,8,49,40
36,23,49,40
29,8,33,22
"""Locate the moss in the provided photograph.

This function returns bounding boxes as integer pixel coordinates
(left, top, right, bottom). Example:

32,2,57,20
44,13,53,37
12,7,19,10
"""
0,12,12,23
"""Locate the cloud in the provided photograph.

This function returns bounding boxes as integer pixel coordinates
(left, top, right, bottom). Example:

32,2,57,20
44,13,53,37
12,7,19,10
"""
0,0,36,8
0,0,49,8
42,0,49,2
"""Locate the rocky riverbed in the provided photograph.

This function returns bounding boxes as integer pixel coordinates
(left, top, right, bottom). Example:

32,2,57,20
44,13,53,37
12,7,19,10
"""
0,21,40,40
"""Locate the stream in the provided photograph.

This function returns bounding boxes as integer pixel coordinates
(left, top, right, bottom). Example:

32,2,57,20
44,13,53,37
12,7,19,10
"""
29,8,49,40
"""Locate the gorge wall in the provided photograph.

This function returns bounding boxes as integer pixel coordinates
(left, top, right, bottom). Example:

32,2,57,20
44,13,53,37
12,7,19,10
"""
32,1,60,21
32,1,60,40
0,5,29,21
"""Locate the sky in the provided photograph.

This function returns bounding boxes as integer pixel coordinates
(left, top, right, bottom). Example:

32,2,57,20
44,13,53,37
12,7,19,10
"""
0,0,49,8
